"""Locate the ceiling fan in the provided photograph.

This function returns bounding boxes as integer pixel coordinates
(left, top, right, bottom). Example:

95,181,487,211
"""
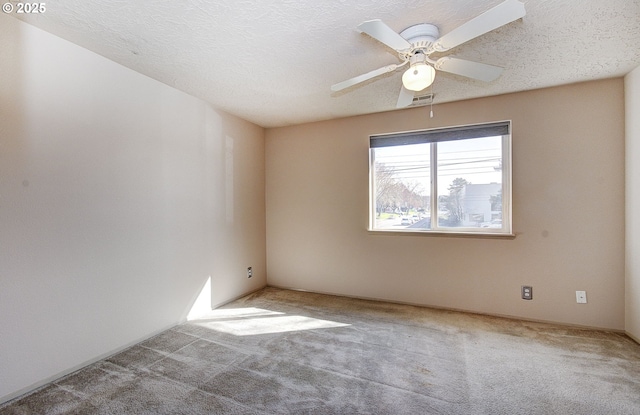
331,0,526,108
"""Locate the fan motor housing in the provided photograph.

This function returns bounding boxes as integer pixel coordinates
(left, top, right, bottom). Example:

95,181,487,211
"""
400,23,439,49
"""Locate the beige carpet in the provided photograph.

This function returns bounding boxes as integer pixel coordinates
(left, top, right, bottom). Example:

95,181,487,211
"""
2,287,639,414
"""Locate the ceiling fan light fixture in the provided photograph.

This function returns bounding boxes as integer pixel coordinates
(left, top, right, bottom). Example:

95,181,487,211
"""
402,61,435,91
333,0,527,104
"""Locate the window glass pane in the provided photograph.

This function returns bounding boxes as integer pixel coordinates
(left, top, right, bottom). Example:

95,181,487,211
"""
372,143,431,230
370,122,510,235
436,136,503,229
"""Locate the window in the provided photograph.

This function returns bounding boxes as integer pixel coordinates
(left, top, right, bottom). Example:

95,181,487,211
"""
369,121,512,235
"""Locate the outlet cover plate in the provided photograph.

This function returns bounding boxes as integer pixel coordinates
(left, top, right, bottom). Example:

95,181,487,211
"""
521,285,533,300
576,290,587,303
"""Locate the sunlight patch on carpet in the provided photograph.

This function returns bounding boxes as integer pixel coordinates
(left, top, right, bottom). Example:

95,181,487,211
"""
191,308,350,336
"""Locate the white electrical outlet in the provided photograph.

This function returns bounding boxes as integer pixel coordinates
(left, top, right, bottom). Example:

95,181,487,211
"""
576,291,587,304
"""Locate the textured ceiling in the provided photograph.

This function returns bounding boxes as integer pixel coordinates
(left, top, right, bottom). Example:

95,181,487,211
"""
11,0,640,128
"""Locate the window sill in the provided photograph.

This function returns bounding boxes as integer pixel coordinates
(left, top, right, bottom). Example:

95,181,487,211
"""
367,229,516,239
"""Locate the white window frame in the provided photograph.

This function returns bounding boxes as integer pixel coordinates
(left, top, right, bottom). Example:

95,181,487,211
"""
369,121,513,236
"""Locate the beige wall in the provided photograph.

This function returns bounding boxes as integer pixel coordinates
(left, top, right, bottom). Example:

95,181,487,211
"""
0,15,265,403
626,66,640,341
266,79,625,331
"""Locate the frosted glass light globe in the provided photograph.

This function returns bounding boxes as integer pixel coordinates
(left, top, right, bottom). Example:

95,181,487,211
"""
402,63,435,91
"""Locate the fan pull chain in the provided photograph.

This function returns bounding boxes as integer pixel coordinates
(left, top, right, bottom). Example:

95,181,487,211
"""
429,84,434,118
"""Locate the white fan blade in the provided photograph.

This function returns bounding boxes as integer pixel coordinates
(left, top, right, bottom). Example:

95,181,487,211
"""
357,19,412,52
396,86,415,108
430,0,525,53
435,57,503,82
331,64,399,92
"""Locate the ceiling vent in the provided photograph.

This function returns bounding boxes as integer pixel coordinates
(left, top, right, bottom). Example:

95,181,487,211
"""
409,93,434,107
